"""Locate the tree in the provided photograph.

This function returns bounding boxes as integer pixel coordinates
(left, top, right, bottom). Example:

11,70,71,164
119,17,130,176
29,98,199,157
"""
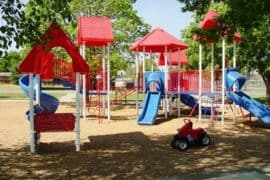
19,0,75,47
0,0,24,57
13,0,150,60
0,51,22,83
1,0,150,84
239,15,270,103
0,0,78,56
178,0,270,103
110,51,129,80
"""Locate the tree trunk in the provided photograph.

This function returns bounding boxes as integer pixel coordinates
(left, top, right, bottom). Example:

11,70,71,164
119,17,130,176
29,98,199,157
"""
261,74,270,105
266,84,270,105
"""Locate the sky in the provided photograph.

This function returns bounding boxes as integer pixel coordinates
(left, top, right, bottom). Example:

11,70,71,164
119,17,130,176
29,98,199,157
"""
133,0,193,39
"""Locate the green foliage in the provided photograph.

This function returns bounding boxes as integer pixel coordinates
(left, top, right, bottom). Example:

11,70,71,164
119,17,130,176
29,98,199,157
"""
0,51,20,72
181,23,199,69
181,22,223,70
0,56,10,72
0,51,22,83
178,0,270,43
51,47,72,62
110,51,129,80
1,0,77,56
179,0,270,102
23,0,74,42
1,0,150,85
125,63,136,80
208,1,230,15
144,57,158,71
238,15,270,74
0,0,24,56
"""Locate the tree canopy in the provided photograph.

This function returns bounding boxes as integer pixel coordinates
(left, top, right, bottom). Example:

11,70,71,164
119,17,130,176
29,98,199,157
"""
178,0,270,102
0,0,150,80
1,0,150,57
0,0,24,57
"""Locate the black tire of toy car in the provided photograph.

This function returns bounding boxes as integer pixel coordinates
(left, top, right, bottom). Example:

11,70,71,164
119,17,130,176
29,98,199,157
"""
177,138,189,151
200,133,210,146
171,139,177,149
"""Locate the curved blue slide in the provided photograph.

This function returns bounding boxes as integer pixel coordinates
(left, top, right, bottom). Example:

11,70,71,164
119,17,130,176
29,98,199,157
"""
226,68,270,124
180,93,211,115
137,72,163,125
19,75,59,117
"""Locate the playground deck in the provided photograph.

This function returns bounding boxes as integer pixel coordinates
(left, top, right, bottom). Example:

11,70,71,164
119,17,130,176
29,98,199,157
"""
1,101,270,179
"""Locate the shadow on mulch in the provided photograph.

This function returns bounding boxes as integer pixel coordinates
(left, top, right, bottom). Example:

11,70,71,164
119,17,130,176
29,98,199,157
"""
1,127,270,179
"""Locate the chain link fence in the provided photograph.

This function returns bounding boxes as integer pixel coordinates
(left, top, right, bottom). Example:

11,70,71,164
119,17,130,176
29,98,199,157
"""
242,72,266,98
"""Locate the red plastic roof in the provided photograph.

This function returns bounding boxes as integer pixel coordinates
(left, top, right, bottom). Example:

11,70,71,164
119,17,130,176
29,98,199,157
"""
44,24,89,73
130,27,188,52
77,16,114,47
158,51,188,66
200,10,220,29
19,45,43,73
233,32,242,42
40,52,54,80
193,34,213,44
19,24,89,74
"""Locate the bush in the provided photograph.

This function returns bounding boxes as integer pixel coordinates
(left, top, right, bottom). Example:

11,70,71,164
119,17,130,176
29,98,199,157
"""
0,51,22,84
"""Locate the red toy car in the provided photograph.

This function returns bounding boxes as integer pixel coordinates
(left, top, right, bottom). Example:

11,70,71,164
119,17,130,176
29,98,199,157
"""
171,119,210,151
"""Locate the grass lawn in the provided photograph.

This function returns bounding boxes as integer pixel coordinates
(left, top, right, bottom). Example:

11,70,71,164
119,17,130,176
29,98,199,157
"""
0,83,268,105
0,92,68,100
110,91,144,101
254,97,268,105
0,93,27,100
0,83,69,100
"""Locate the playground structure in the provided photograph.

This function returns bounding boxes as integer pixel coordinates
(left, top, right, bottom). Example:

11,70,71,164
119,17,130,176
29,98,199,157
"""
226,68,270,124
52,17,114,122
18,10,270,154
18,16,146,153
19,24,89,153
77,16,113,122
130,27,223,125
43,17,116,123
130,27,189,124
19,16,160,153
135,69,221,125
131,9,270,126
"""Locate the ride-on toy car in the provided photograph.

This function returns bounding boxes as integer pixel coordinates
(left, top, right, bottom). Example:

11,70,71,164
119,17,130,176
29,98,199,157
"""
171,119,210,151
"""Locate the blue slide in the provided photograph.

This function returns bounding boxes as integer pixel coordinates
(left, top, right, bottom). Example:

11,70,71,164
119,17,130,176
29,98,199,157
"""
180,93,211,115
137,92,161,125
19,75,59,117
137,72,164,125
226,68,270,124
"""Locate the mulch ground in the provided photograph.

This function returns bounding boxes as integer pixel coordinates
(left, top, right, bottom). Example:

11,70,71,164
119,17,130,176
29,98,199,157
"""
1,101,270,179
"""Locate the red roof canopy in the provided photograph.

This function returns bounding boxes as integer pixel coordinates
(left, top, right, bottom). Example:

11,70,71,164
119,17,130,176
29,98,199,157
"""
130,27,188,52
19,24,89,74
200,10,220,29
193,34,213,44
233,32,242,42
77,16,114,47
19,45,43,73
158,50,188,66
200,10,242,42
